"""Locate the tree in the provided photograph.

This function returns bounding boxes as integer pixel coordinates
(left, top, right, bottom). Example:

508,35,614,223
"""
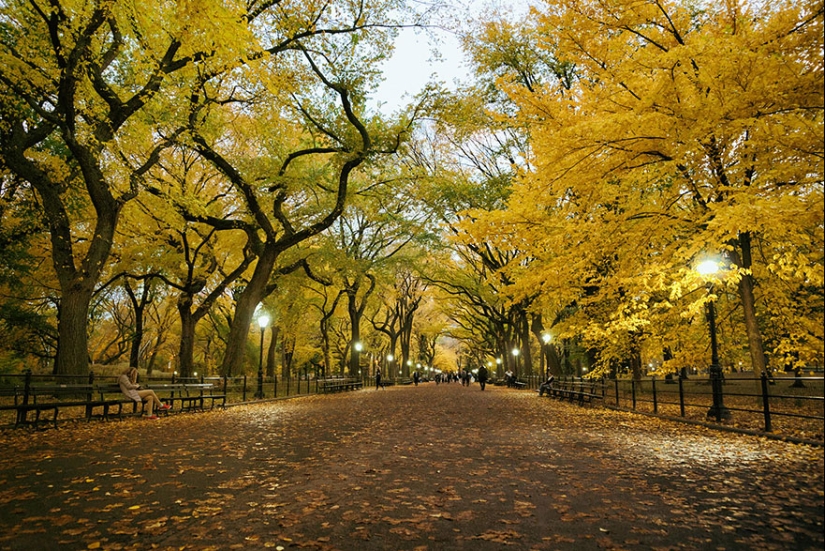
467,0,824,375
0,0,204,373
185,20,413,375
137,147,256,378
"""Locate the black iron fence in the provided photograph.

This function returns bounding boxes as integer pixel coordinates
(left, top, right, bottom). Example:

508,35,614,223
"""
0,370,420,428
4,370,822,444
525,373,824,444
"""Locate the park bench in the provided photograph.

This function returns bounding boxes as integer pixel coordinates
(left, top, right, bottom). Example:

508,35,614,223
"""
1,380,227,430
0,384,25,423
319,379,363,393
92,384,146,419
13,384,136,429
147,383,226,412
511,380,527,389
540,379,602,407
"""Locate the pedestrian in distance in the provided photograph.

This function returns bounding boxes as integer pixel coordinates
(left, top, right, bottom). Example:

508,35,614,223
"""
477,364,489,391
119,367,171,420
375,368,384,389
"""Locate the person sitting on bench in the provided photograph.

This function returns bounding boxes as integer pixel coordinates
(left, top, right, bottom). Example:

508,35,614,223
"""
538,374,555,397
119,367,170,420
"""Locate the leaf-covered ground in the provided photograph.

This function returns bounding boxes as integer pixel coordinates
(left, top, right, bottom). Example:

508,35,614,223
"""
0,384,822,550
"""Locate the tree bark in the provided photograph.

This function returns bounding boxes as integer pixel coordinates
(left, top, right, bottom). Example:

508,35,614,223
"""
347,285,362,377
729,232,767,377
56,288,95,375
220,246,278,375
177,305,197,379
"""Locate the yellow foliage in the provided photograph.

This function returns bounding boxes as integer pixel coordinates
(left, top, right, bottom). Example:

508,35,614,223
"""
455,0,823,370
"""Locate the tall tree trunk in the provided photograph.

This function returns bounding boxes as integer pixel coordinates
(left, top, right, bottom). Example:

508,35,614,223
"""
56,288,95,375
730,232,767,376
517,311,532,378
347,287,361,378
221,246,278,376
125,280,152,370
630,347,643,381
51,206,120,375
281,335,295,379
177,307,197,379
400,340,411,377
546,344,562,376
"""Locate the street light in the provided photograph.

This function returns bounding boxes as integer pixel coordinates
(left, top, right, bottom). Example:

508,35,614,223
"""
256,313,270,399
353,342,363,379
697,260,731,421
387,354,394,381
512,347,520,378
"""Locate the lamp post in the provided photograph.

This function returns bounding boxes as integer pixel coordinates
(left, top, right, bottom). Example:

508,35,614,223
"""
697,260,730,421
354,342,363,380
512,347,520,378
387,354,394,382
255,313,270,399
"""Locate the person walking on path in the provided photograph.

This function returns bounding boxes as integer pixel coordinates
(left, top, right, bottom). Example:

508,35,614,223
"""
476,364,489,391
375,368,384,389
119,367,170,419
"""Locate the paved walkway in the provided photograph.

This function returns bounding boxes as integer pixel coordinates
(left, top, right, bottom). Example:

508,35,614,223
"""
0,383,822,550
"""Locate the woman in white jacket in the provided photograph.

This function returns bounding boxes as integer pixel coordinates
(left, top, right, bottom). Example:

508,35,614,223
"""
118,367,170,419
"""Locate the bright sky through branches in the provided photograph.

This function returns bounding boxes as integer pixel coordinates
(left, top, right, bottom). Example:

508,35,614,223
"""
372,26,468,112
371,0,535,112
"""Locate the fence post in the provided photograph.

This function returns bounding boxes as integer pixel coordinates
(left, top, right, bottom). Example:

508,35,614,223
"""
652,376,658,414
631,379,637,410
614,378,620,407
273,376,278,398
678,375,685,417
761,372,772,433
223,375,228,397
242,375,247,402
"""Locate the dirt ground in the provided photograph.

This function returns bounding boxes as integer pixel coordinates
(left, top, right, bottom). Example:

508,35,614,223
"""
0,383,822,550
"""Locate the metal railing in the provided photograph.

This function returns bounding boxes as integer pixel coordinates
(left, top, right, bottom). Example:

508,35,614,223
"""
533,373,823,443
4,371,822,444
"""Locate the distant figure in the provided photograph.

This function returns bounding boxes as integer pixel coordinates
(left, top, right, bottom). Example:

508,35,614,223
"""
119,367,170,420
477,364,489,391
538,374,555,397
375,368,384,390
413,371,420,386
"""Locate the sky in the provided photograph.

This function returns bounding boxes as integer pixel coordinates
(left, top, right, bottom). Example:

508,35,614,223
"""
371,26,470,113
369,0,535,113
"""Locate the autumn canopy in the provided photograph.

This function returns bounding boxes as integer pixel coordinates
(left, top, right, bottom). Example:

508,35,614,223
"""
0,0,822,380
